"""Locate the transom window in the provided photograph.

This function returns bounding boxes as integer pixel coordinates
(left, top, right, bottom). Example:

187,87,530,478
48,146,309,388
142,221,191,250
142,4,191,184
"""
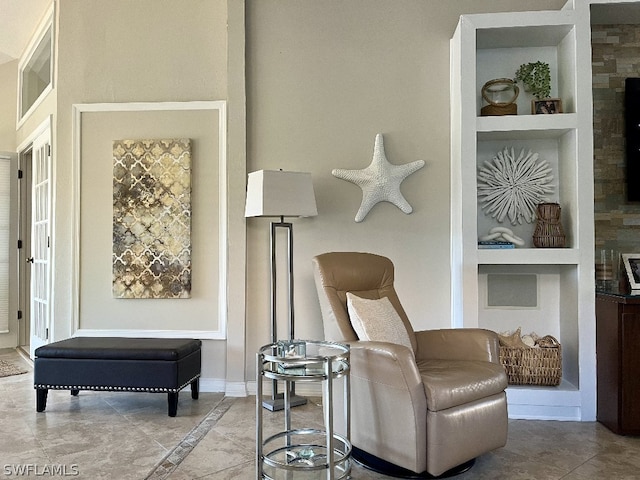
18,7,53,124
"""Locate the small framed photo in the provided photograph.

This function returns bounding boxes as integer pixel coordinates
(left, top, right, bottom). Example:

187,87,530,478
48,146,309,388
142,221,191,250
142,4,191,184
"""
532,98,563,115
622,254,640,290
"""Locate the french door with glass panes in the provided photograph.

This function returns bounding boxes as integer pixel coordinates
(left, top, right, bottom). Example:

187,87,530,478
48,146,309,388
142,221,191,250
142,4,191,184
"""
29,128,51,356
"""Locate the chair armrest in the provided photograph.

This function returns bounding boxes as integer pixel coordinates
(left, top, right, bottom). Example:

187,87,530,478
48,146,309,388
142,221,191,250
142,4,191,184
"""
349,340,423,391
347,340,427,471
414,328,501,364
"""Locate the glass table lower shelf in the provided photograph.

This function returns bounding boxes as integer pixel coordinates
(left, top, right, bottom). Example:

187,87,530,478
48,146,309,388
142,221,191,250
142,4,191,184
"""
261,428,351,479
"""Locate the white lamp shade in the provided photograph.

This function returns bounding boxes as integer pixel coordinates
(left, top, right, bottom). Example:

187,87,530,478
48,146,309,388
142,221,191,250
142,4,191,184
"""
245,170,318,218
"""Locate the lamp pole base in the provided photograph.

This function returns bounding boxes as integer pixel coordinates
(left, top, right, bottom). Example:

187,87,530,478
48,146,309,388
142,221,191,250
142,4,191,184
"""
262,392,307,411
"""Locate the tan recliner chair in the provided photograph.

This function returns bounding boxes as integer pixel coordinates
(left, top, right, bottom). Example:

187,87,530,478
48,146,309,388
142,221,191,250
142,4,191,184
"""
312,252,508,477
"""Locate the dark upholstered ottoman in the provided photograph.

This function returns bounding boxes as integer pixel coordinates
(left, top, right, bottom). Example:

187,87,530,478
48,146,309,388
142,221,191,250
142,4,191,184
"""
34,337,201,417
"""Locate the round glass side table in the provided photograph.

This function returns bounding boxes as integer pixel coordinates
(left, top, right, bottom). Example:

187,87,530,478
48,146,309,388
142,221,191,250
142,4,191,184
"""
256,340,351,480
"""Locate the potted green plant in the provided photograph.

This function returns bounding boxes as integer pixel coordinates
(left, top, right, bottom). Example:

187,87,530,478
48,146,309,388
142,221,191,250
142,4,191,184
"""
514,61,551,100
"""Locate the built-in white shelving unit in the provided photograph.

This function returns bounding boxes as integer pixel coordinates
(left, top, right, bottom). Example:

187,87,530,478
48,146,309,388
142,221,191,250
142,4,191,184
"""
450,5,596,421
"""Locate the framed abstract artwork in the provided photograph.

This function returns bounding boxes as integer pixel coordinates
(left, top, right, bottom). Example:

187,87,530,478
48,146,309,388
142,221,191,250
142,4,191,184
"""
112,138,192,299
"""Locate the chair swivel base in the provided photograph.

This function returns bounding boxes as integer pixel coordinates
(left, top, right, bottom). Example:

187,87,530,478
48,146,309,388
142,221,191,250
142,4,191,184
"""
352,447,475,479
261,392,307,411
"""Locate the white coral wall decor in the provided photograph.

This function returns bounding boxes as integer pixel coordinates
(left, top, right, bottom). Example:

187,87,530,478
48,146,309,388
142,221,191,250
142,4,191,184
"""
477,146,554,225
332,133,425,222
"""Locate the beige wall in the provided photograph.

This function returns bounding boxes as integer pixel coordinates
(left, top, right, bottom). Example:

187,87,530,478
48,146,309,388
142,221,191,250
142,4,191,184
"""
244,0,567,381
0,60,17,151
52,0,230,379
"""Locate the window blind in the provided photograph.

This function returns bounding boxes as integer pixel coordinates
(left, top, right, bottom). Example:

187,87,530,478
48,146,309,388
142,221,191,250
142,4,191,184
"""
0,157,9,333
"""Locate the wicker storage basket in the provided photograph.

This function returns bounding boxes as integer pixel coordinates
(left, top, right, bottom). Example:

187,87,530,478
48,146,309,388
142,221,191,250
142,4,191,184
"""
499,336,562,386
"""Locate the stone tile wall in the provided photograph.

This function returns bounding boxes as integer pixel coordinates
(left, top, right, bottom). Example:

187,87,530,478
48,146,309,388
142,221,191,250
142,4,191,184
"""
592,24,640,261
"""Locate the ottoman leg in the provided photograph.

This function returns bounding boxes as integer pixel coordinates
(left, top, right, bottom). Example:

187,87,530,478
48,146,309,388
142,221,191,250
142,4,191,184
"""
71,390,79,396
191,378,199,399
168,392,179,417
36,389,48,412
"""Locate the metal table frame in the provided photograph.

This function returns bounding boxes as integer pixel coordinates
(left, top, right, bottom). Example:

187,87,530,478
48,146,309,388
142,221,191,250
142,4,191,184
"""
256,340,351,479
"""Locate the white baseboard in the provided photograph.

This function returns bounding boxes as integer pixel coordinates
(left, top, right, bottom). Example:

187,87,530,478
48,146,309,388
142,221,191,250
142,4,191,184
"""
246,381,257,396
506,382,582,421
198,377,226,393
507,406,581,421
225,381,248,397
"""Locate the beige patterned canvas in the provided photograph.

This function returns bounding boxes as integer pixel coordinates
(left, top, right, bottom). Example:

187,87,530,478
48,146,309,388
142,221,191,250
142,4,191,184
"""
112,139,192,299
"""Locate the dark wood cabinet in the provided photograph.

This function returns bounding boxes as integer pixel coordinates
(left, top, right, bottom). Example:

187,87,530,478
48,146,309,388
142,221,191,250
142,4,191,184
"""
596,292,640,435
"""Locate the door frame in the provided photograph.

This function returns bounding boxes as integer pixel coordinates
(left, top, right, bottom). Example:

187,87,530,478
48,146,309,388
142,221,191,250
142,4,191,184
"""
16,147,31,351
16,115,54,357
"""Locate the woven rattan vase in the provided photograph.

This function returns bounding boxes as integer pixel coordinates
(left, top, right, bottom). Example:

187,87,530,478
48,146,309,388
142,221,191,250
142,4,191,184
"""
533,203,566,248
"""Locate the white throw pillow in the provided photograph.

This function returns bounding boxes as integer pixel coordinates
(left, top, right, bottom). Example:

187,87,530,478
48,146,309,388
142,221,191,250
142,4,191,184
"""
346,292,414,355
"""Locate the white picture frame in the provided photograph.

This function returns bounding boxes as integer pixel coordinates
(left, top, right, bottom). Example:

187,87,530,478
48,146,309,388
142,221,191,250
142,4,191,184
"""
622,253,640,290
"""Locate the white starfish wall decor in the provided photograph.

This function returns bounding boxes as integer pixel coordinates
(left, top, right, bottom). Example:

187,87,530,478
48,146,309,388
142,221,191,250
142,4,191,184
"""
332,133,425,222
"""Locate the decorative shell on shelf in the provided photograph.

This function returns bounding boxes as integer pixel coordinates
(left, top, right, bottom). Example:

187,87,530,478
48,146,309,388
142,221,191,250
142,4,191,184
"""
477,146,554,225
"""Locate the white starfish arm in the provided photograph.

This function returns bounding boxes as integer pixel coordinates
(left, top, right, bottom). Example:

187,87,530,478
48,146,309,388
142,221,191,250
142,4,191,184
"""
332,168,361,182
387,191,413,213
354,199,376,223
395,159,425,177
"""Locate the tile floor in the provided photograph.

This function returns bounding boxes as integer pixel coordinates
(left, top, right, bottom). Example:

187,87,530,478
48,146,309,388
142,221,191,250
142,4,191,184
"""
2,347,640,479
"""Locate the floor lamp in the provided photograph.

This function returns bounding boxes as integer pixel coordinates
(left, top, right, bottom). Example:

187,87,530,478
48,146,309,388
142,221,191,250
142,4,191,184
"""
245,170,318,411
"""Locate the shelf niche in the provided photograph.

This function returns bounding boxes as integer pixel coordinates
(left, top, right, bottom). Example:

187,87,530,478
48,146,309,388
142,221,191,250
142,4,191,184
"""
476,23,576,116
477,132,577,250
